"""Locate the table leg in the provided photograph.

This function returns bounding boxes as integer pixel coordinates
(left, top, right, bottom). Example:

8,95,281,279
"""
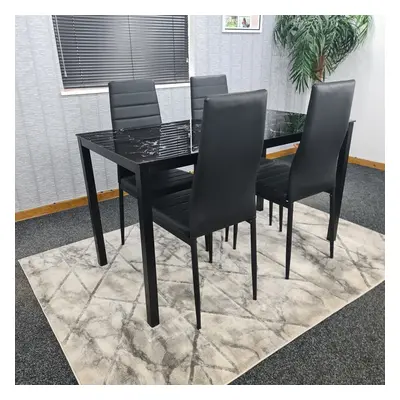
256,148,267,211
136,165,160,327
327,122,355,241
78,140,107,266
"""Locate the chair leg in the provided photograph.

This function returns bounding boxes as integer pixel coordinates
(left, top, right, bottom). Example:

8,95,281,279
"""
269,201,273,225
250,218,257,300
286,202,294,280
256,196,264,211
225,226,229,242
329,191,335,258
207,234,213,263
279,205,283,232
119,187,125,245
233,224,238,250
190,240,201,329
205,236,209,252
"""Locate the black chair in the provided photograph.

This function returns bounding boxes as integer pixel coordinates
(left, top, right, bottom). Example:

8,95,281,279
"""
108,79,193,245
190,75,279,248
190,74,228,121
153,89,268,329
190,74,231,248
256,80,355,279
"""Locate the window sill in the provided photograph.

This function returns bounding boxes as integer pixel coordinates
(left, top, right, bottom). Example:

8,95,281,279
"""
60,82,190,97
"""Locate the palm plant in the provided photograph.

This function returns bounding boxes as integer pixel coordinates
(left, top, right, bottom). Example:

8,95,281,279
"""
273,15,372,92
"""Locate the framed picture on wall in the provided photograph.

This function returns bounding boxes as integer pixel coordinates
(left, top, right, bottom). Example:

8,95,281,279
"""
222,15,262,33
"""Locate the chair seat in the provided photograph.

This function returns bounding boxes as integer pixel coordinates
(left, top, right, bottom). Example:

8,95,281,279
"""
153,189,192,238
259,157,275,168
256,159,292,204
120,169,193,197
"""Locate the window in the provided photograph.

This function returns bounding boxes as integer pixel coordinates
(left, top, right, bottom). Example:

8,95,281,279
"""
52,15,189,89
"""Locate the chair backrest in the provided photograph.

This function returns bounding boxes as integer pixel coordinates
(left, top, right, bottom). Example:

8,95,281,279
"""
288,80,355,201
190,75,228,121
108,79,162,130
189,90,267,237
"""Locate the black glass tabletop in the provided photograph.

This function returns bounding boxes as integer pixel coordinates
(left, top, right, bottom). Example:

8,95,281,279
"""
77,110,307,166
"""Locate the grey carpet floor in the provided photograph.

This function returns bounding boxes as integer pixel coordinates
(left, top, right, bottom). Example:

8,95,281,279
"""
15,162,384,384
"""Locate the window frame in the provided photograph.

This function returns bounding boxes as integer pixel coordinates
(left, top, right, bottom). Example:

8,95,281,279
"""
52,15,192,93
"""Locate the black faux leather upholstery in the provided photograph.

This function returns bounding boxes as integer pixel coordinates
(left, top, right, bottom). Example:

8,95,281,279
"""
257,80,355,203
108,79,162,130
288,80,355,201
153,90,267,327
154,90,268,239
120,169,193,198
190,75,228,121
108,78,193,196
153,189,192,238
257,159,291,203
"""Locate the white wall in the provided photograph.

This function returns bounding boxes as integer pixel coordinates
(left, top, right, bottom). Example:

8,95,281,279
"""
328,15,385,163
191,15,307,112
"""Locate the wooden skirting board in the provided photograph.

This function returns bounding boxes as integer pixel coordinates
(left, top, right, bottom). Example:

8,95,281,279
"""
348,156,385,171
266,147,298,159
267,147,385,171
15,189,127,222
15,149,385,222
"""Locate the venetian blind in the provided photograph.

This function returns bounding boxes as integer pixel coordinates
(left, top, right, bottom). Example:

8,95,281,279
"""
52,15,189,88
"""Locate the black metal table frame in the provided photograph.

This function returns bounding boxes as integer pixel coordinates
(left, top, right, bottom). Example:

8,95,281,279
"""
77,121,354,327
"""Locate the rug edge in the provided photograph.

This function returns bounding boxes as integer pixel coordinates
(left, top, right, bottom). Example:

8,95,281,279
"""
224,277,385,385
18,261,82,385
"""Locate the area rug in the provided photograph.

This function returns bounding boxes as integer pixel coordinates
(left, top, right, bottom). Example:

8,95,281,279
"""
19,203,385,384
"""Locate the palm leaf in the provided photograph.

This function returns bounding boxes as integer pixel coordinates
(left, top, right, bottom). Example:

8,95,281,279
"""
273,15,372,92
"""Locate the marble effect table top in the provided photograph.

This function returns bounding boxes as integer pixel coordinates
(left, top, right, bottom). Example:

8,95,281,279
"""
19,203,384,384
77,110,307,165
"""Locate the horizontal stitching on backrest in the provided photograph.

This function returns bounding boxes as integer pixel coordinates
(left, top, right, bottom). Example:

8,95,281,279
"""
113,103,158,109
191,87,227,95
190,82,226,88
110,89,156,96
113,115,160,121
191,83,227,88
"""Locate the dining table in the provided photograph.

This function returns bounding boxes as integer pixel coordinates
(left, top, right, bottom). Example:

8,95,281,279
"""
76,109,355,327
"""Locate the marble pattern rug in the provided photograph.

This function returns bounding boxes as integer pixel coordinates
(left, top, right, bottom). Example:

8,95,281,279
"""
19,203,385,385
